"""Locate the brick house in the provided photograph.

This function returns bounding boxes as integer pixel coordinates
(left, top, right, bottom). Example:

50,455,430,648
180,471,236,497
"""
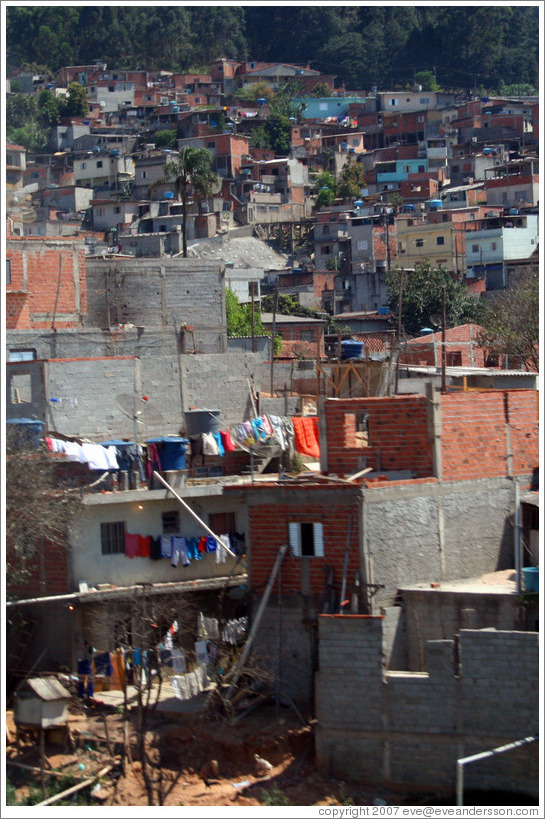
399,323,491,368
227,387,538,700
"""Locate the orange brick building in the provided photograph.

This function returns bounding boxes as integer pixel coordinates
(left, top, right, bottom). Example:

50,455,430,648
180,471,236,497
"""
6,234,87,329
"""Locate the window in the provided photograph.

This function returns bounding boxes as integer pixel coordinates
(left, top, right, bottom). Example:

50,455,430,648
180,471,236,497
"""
101,521,126,554
207,142,215,149
420,98,430,105
9,348,36,362
442,214,448,222
418,165,425,173
417,115,424,123
446,351,462,366
6,258,11,284
81,162,87,170
289,522,324,557
322,245,331,254
491,242,497,251
108,85,115,92
114,206,120,214
388,99,399,107
162,510,179,533
96,160,103,168
452,165,459,173
209,511,236,534
322,225,330,235
416,238,423,248
141,170,148,180
437,236,445,245
472,244,479,253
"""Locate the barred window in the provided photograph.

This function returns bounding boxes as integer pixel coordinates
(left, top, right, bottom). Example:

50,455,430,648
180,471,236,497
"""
101,521,125,555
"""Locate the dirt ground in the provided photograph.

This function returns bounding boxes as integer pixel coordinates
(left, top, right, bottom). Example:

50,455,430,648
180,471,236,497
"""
5,698,435,808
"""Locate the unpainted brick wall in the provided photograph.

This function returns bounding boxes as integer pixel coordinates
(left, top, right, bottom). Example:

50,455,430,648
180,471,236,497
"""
315,616,539,796
6,237,87,329
440,390,539,480
324,395,433,477
244,484,362,594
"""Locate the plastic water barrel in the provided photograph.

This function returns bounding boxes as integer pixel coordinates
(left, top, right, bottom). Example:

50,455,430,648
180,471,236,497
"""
522,567,539,593
6,418,44,448
145,436,189,470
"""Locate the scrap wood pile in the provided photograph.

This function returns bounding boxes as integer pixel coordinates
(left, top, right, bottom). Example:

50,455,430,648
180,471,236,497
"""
205,651,274,724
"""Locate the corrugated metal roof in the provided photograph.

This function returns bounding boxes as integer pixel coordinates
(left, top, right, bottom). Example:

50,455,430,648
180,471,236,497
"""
24,677,71,701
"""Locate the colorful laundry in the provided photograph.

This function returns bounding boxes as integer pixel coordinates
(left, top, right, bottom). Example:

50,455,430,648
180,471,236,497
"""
292,415,320,459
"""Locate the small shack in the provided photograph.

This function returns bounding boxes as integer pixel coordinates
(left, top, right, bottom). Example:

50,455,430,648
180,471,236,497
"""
15,677,71,731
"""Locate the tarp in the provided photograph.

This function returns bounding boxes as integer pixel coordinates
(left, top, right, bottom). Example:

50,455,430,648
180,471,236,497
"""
292,416,320,459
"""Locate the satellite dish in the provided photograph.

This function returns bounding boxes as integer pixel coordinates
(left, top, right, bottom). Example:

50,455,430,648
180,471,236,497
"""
115,392,164,440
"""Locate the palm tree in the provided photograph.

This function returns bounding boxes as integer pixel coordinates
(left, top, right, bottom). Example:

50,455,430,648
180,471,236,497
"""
148,146,218,257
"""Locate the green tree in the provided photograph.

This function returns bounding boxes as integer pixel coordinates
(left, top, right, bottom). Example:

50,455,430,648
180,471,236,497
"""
234,81,275,105
226,287,266,337
6,94,36,130
263,112,291,155
37,88,60,128
385,260,484,337
314,170,336,209
148,147,218,257
414,70,438,91
59,82,88,118
310,81,333,97
153,129,178,150
8,121,50,152
336,157,364,202
477,269,538,371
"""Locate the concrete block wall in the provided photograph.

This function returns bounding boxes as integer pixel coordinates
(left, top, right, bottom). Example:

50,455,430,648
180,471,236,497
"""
85,258,227,354
401,587,522,671
315,616,539,796
252,599,316,704
6,237,87,329
363,478,516,610
6,330,280,438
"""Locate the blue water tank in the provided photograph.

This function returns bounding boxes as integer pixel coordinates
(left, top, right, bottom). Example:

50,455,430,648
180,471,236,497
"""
164,191,175,199
145,437,189,470
340,340,364,360
509,208,519,216
6,418,45,448
522,566,539,593
428,199,443,209
377,307,390,316
420,327,434,336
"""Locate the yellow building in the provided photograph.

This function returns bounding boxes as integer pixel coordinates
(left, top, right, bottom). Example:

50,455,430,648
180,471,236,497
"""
396,216,458,271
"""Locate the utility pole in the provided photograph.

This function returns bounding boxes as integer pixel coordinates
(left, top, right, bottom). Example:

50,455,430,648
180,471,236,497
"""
394,268,404,394
250,281,255,353
270,280,278,397
441,285,447,394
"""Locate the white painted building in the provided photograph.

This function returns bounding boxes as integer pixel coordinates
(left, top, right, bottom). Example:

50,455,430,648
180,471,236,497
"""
465,211,539,289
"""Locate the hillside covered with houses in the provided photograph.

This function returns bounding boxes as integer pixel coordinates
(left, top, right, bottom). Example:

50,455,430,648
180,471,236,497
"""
4,5,540,809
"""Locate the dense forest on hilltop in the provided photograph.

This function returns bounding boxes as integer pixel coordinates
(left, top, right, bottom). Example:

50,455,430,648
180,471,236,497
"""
6,5,539,93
